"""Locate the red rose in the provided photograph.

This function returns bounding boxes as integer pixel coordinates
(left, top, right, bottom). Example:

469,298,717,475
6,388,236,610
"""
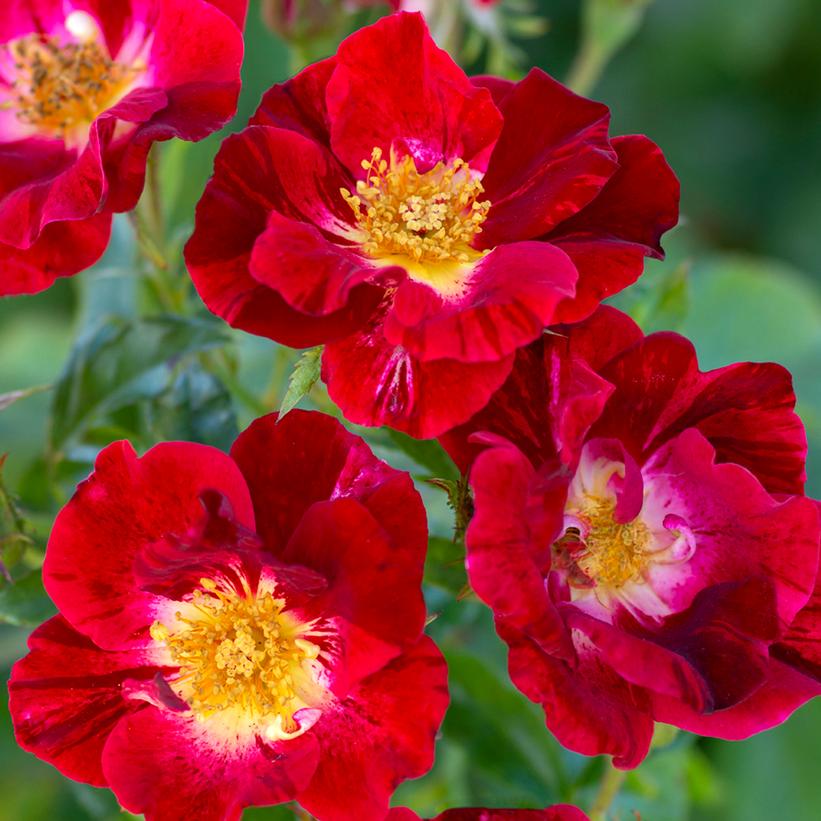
0,0,247,296
9,410,447,820
186,11,678,438
389,806,589,820
443,307,821,768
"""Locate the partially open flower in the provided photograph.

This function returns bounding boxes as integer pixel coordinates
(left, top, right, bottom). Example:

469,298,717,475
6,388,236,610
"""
444,307,821,767
0,0,247,296
186,11,678,438
9,410,447,820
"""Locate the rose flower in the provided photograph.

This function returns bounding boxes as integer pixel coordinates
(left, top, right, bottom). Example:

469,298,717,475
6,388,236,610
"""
10,410,448,820
186,11,678,438
0,0,247,296
442,306,821,767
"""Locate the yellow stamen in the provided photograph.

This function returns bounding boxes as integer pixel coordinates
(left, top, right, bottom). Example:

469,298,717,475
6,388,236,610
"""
558,496,652,589
5,32,139,139
150,578,326,739
341,146,491,265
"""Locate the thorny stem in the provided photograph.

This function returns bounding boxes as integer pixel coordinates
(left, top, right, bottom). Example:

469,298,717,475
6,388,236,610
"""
588,762,627,821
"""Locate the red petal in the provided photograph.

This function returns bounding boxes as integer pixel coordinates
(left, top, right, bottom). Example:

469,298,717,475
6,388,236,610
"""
0,213,111,296
102,704,318,820
652,658,821,740
642,429,818,625
382,242,577,363
230,410,426,558
502,623,654,768
549,135,680,323
466,443,568,652
252,56,336,146
250,211,386,317
296,636,449,821
204,0,249,28
186,128,381,346
479,69,617,247
440,324,616,473
44,440,254,651
592,331,809,495
283,498,426,689
8,616,156,787
433,809,590,821
323,323,514,438
325,12,502,174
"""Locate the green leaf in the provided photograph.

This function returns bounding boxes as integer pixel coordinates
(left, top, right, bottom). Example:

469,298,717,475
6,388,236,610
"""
385,430,460,481
152,365,239,451
424,536,468,595
279,346,322,419
0,570,56,626
49,315,229,453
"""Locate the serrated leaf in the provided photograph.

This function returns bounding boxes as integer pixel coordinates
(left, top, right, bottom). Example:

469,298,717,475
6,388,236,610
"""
49,315,229,452
0,570,56,626
279,346,322,419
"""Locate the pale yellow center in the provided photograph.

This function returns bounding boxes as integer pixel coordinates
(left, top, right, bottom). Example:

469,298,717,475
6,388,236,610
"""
341,147,491,264
5,33,138,139
557,495,652,589
150,578,325,739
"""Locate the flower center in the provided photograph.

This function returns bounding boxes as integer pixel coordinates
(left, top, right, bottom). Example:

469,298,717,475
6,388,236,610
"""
150,577,326,740
341,147,491,264
4,29,139,140
554,495,652,589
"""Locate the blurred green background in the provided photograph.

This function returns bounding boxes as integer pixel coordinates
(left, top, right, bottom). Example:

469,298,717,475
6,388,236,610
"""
1,0,819,819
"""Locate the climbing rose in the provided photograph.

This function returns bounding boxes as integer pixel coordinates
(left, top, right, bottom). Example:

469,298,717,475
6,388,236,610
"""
186,11,678,438
9,410,447,821
0,0,247,296
443,306,821,768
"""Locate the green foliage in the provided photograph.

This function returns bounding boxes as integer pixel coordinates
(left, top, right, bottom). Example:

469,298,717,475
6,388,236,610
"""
49,315,229,456
0,571,55,627
278,346,323,418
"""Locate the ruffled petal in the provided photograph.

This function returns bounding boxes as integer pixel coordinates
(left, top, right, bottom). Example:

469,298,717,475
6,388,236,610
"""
282,498,426,689
102,704,318,821
8,616,158,787
652,658,821,740
323,323,514,438
502,622,654,768
0,212,111,296
466,442,568,652
186,127,382,346
382,241,577,363
325,12,502,175
591,330,809,495
249,210,388,317
296,636,449,821
43,440,255,651
548,135,680,323
440,323,616,473
251,56,335,146
230,410,426,558
642,429,818,625
479,69,617,247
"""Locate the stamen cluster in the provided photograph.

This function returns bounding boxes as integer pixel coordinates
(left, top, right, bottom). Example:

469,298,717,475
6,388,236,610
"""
341,147,490,264
6,34,137,138
556,496,651,589
150,577,324,737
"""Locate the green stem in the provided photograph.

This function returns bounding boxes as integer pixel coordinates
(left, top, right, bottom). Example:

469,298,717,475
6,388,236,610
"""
588,762,627,821
566,41,607,96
